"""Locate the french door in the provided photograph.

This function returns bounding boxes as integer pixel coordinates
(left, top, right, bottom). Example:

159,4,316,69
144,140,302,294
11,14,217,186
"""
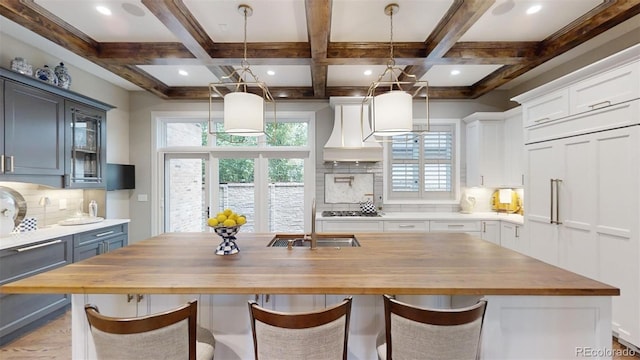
163,153,209,232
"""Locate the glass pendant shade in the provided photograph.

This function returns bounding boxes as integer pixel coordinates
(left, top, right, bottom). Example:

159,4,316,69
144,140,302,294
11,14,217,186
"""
223,92,264,136
372,91,412,136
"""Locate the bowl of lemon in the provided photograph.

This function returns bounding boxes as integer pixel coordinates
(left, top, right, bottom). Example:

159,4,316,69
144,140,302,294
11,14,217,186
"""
208,209,247,255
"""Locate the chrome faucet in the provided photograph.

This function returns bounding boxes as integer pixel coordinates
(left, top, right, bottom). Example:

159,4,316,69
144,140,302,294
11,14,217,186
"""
310,198,318,250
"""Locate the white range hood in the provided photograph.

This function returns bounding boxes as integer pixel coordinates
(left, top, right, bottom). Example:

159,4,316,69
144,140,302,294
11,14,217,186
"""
323,97,382,162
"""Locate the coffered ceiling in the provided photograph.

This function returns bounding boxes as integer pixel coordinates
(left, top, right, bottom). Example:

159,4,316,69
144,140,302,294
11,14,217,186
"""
1,0,639,100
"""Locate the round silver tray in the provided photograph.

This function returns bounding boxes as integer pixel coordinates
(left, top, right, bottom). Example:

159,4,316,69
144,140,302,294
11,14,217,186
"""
0,186,27,227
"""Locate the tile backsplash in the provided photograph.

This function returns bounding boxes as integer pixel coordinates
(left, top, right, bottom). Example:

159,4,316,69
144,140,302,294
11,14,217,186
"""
0,182,101,228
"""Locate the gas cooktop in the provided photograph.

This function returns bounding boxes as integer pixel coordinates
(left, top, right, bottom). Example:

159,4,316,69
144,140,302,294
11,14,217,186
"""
321,210,381,217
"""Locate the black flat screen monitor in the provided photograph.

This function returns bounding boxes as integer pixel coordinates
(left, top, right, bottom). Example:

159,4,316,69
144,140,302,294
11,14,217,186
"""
106,163,135,191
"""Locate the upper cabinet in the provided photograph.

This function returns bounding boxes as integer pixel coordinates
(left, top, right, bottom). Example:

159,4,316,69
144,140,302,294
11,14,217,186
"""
513,44,640,144
0,68,114,188
65,101,106,188
2,80,65,184
463,108,524,189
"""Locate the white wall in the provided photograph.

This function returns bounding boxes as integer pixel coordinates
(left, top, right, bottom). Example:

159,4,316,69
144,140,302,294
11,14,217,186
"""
0,31,132,219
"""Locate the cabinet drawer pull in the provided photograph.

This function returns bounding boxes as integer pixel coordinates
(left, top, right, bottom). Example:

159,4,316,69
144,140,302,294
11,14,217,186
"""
95,230,115,237
136,294,144,303
482,222,486,232
447,224,465,228
9,156,14,173
533,117,550,123
589,100,611,110
515,226,520,238
127,294,134,303
0,155,4,173
398,224,415,228
16,239,62,252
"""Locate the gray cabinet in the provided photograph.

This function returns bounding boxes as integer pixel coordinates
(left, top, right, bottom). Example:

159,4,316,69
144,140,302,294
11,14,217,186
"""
73,223,128,262
0,236,72,345
2,80,65,178
64,101,107,188
0,68,113,188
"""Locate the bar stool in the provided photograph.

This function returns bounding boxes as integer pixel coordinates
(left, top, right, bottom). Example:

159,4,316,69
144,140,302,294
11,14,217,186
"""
248,297,352,360
377,295,487,360
85,300,215,360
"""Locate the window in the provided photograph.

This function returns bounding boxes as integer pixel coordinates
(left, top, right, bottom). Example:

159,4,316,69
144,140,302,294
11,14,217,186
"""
155,111,315,235
385,121,459,202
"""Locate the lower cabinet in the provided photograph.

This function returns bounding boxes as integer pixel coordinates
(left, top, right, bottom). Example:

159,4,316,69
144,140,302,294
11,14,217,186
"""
0,236,72,345
383,220,428,232
480,220,500,244
500,222,526,254
318,220,383,232
73,223,128,262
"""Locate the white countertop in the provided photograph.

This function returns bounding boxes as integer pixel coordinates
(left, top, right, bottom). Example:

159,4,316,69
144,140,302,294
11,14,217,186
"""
0,219,130,251
317,211,524,225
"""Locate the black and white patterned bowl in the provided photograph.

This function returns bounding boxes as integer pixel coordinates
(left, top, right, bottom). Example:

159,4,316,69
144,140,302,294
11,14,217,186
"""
213,225,241,238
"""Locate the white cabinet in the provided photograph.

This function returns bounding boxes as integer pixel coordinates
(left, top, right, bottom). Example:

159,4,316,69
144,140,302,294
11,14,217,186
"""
570,60,639,115
383,220,428,232
480,221,500,245
521,89,570,128
430,220,481,233
516,46,640,347
317,220,383,232
502,107,524,187
464,115,504,187
500,222,525,254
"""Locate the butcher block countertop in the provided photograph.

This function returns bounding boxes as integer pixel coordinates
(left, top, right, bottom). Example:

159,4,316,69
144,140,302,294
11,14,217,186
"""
0,232,619,296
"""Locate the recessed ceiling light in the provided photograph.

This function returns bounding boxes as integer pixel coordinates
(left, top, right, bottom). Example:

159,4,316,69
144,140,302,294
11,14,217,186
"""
178,69,189,76
450,69,461,76
267,70,275,76
526,5,542,15
364,70,372,76
96,6,112,16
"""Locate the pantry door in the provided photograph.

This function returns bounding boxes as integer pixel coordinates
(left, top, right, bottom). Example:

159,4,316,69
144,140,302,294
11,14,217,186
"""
163,153,210,232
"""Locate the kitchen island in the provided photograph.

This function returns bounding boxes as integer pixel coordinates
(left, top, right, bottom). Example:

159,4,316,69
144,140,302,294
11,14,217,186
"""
0,232,619,359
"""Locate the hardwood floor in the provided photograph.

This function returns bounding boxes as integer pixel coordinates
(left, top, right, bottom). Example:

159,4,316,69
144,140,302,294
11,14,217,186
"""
0,310,638,359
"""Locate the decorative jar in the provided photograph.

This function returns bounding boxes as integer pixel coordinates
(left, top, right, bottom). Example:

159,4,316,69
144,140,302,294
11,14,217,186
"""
35,65,58,86
10,57,33,76
55,62,72,89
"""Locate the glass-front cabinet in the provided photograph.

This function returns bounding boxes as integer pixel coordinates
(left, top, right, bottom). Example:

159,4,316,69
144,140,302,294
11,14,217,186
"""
65,101,106,188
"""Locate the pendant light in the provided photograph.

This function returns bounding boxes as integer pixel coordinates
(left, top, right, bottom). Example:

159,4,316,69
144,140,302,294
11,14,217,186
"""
361,3,429,141
209,4,275,137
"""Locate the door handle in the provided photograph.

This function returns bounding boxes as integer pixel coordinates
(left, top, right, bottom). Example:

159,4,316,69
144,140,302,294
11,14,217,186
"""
550,179,563,224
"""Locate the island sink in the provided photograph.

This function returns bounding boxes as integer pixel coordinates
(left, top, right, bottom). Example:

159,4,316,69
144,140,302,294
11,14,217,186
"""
268,234,360,248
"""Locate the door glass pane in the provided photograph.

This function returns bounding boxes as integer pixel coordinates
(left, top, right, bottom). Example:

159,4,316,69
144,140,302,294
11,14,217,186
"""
165,122,207,146
218,159,255,232
165,157,206,232
268,158,304,232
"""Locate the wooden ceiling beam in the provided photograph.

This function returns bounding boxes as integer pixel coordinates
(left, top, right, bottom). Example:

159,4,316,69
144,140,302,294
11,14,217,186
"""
469,0,640,98
0,0,98,57
141,0,213,60
305,0,332,98
98,42,194,64
403,0,495,81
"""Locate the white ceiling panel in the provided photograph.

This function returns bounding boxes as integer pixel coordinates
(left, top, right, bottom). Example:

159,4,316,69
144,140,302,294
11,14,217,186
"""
331,0,453,42
233,65,312,87
183,0,308,42
461,0,604,41
35,0,178,42
421,65,503,86
137,65,220,87
327,65,390,87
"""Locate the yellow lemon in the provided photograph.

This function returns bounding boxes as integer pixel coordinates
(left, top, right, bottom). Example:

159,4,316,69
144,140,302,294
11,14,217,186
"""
207,218,219,227
216,214,227,223
236,216,246,225
229,213,237,220
223,218,236,227
223,208,233,216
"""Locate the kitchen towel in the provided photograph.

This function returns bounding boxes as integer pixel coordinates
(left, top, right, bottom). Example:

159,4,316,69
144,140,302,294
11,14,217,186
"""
499,189,513,204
